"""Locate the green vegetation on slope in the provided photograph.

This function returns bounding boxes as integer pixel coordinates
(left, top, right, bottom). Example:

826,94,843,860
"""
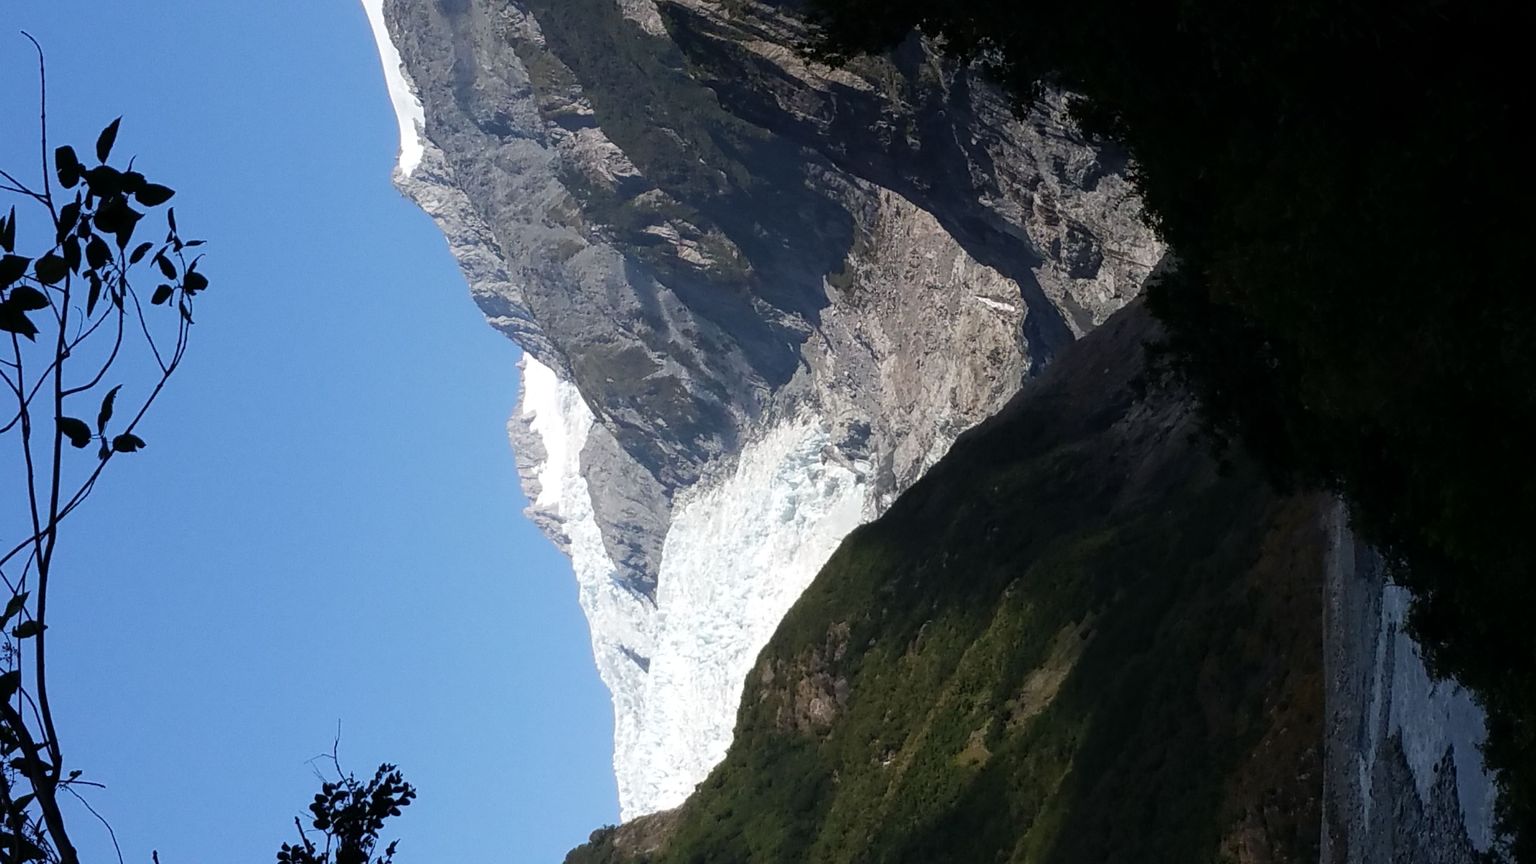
568,307,1323,864
804,1,1536,852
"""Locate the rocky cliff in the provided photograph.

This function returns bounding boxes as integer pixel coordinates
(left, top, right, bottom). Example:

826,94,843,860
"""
363,0,1159,818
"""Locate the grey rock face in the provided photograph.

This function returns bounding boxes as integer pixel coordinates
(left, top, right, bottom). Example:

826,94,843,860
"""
377,0,1158,815
381,0,1158,596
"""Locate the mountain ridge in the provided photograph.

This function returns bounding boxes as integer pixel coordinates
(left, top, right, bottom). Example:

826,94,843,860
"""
369,0,1158,818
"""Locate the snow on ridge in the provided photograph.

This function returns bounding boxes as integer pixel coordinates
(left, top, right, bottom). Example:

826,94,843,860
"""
359,0,428,176
619,415,870,818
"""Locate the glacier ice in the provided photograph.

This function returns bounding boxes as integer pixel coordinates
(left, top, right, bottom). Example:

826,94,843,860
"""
518,356,656,805
622,417,869,816
518,357,872,818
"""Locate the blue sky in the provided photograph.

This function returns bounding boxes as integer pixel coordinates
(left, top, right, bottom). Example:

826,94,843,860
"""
1,2,618,861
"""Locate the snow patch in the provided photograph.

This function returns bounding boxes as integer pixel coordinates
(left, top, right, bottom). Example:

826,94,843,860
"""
360,0,428,176
615,0,668,36
618,416,870,818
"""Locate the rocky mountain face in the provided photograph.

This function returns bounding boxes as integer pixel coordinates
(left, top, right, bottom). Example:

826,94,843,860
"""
366,0,1158,818
360,0,1506,857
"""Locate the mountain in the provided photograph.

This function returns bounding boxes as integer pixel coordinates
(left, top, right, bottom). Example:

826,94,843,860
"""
363,0,1159,818
564,303,1504,863
359,0,1507,858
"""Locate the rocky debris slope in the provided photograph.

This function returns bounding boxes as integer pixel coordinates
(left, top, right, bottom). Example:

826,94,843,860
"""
368,0,1158,817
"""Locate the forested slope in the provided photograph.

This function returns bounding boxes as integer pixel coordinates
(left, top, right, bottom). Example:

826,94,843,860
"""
567,304,1325,864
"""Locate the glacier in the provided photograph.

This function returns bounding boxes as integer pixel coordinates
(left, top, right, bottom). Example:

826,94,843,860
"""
626,416,870,815
517,355,656,808
521,352,874,817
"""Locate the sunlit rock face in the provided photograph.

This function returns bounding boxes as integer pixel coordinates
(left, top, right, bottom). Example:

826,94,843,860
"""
362,0,1162,819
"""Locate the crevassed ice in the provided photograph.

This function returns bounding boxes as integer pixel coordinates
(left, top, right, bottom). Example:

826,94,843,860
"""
620,418,869,817
519,360,872,818
359,0,428,176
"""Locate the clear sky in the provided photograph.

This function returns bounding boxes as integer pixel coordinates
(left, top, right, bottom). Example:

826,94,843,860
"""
1,2,619,861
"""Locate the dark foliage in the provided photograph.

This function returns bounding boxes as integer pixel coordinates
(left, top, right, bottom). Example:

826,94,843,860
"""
4,96,203,864
4,44,414,864
278,764,416,864
805,0,1535,856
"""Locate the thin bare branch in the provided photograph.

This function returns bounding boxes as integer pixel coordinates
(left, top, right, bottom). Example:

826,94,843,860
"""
61,784,124,864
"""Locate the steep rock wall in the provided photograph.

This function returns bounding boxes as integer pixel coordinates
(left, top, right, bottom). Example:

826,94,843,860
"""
366,0,1158,818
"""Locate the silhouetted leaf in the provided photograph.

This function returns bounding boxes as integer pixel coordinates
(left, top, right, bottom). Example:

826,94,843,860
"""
93,197,127,234
130,241,154,264
33,254,67,285
183,239,205,247
111,433,145,453
151,284,173,306
86,272,103,316
95,197,143,249
11,620,43,639
2,592,27,625
136,183,175,207
6,285,49,311
167,207,177,233
56,201,82,243
96,117,121,163
86,235,113,270
1,206,14,252
121,170,146,194
97,384,121,434
63,236,82,273
0,305,38,340
0,254,29,286
0,670,19,701
58,416,91,449
85,165,124,197
154,252,176,280
184,270,208,294
55,145,81,188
